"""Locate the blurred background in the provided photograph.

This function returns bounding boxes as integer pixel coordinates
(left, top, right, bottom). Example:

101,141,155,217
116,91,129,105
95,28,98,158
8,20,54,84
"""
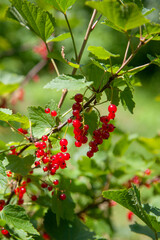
0,0,160,239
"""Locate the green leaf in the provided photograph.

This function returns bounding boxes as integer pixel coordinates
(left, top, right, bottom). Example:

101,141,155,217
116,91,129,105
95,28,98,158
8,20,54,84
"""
120,87,135,113
8,0,55,42
86,1,149,32
0,70,24,85
142,8,155,16
113,135,136,156
84,110,98,136
78,157,108,177
86,64,109,91
103,185,160,233
147,54,160,67
0,140,7,151
88,46,119,60
44,0,77,13
122,0,143,10
1,205,39,235
44,75,92,91
136,136,160,154
0,108,29,127
105,87,120,106
47,32,71,42
0,161,8,192
130,222,160,239
51,192,75,225
0,70,24,94
44,209,96,240
6,155,35,176
28,106,56,138
135,23,160,41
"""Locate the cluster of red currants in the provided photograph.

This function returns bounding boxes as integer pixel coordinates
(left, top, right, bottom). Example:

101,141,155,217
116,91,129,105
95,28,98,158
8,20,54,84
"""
87,104,117,158
18,128,28,134
34,135,70,176
10,145,18,155
70,94,89,148
14,178,31,205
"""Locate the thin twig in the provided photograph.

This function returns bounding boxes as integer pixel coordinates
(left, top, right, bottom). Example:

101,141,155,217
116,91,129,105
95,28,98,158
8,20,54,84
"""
58,9,99,109
64,13,78,62
50,58,60,76
45,43,60,76
58,88,68,108
72,9,97,75
123,39,131,64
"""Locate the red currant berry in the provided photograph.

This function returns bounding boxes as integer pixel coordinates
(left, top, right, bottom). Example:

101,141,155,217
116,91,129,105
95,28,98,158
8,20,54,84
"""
108,112,115,119
10,145,15,150
60,161,66,169
72,110,80,117
42,135,48,141
0,200,5,206
74,93,83,102
61,146,67,152
48,186,53,191
82,136,88,144
27,178,31,183
1,229,9,236
35,161,40,167
108,104,117,113
53,164,59,170
108,124,115,132
53,179,59,185
6,170,12,177
100,116,110,124
31,195,37,201
20,187,26,194
0,206,3,211
45,108,50,114
67,118,72,124
18,198,24,205
63,153,70,160
42,232,51,240
60,138,68,146
18,128,24,133
72,102,82,111
41,182,48,188
23,129,28,134
145,169,151,175
21,181,27,186
60,193,66,200
127,211,134,221
36,149,44,157
84,124,89,131
43,166,48,172
51,110,57,117
34,142,40,148
75,141,82,147
73,119,81,128
87,150,94,158
50,167,56,175
39,141,46,149
42,156,49,164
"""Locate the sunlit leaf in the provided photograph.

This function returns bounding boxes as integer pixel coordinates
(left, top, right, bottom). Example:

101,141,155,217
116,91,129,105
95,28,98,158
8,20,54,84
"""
86,1,149,32
8,0,55,42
